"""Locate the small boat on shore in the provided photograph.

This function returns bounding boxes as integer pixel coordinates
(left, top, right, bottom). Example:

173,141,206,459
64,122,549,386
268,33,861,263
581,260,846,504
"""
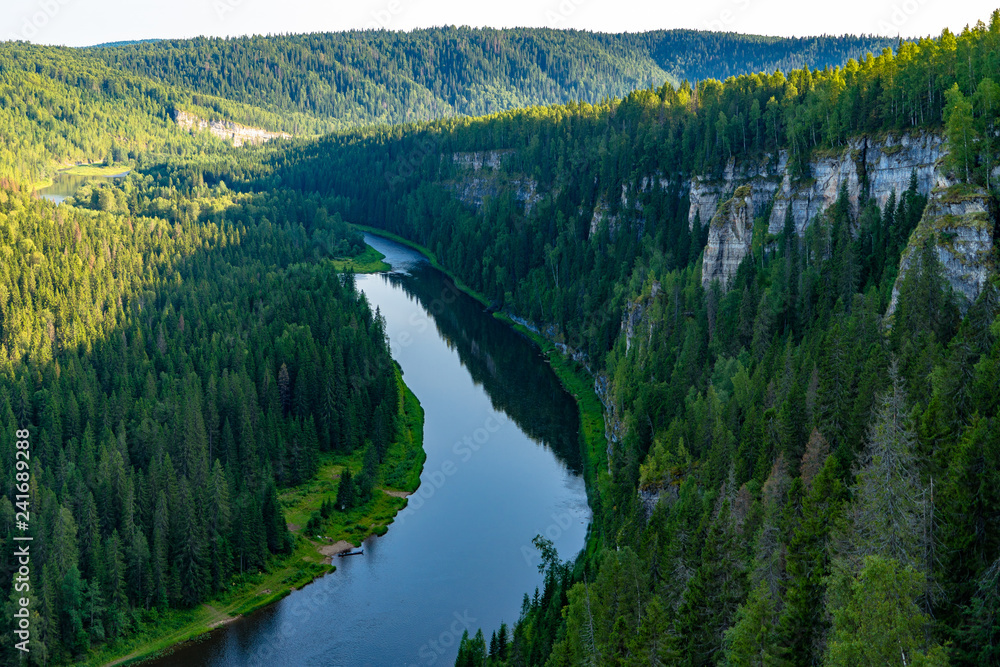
338,548,364,558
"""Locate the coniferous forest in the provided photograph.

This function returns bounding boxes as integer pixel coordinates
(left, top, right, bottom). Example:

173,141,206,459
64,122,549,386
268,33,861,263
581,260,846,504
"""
1,9,999,667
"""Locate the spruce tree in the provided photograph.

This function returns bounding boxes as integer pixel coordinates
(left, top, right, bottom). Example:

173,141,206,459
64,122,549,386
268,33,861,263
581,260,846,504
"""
336,466,355,511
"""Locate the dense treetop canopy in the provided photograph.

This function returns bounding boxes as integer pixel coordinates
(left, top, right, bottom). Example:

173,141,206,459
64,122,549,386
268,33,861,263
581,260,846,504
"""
89,28,899,129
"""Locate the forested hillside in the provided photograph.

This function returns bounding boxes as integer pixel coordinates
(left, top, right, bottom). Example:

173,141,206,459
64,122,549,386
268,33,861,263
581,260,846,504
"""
263,17,998,357
0,165,416,661
91,28,897,129
0,28,899,184
0,35,415,664
214,15,998,667
0,42,333,185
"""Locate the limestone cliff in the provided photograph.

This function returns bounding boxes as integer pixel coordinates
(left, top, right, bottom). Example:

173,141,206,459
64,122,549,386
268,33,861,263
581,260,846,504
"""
693,132,949,292
768,133,944,235
449,150,541,214
688,155,783,229
589,186,624,237
173,110,290,147
701,186,755,291
888,185,996,316
688,133,944,237
595,371,622,477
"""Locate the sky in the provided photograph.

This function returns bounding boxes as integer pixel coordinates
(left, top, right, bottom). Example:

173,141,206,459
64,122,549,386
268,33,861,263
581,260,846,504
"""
1,0,995,47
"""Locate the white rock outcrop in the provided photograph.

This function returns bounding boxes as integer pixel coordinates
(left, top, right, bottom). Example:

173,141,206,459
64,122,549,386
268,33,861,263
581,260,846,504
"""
173,110,290,147
450,150,541,214
888,186,996,316
452,150,510,171
694,132,952,292
688,133,944,236
769,133,944,235
701,186,755,291
689,154,784,229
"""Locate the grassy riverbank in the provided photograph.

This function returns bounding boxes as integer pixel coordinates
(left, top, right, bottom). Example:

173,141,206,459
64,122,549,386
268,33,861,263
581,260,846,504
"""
88,372,425,667
61,163,132,176
330,244,391,273
31,162,131,191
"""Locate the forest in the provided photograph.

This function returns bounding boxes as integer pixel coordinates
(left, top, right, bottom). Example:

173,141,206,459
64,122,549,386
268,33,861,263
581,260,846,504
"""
90,28,897,129
0,164,417,662
216,15,996,667
0,11,998,667
252,14,1000,360
0,41,339,187
0,42,417,658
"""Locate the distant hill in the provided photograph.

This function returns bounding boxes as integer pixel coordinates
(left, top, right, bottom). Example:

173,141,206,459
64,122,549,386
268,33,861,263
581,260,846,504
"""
89,28,899,129
88,38,163,48
0,42,332,182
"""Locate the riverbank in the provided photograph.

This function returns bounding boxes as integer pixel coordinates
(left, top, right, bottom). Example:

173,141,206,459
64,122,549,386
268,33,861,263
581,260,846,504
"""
89,371,425,667
330,244,391,273
356,225,610,557
30,162,131,190
61,163,132,177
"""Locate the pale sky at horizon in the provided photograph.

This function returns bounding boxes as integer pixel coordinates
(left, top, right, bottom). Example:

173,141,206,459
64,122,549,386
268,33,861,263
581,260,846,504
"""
0,0,995,48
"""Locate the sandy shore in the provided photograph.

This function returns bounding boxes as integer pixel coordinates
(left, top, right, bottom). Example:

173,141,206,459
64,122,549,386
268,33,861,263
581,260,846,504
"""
318,540,356,558
383,489,412,498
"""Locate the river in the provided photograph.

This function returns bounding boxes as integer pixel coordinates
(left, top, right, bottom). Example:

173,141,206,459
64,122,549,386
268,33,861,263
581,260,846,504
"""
143,233,592,666
37,169,129,203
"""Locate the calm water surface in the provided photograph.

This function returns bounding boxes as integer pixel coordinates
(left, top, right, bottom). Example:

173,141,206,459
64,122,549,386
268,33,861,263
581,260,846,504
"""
145,234,591,666
37,170,129,203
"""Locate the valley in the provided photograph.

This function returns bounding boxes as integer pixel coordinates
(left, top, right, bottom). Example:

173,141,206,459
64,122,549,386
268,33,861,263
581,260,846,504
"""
0,11,998,667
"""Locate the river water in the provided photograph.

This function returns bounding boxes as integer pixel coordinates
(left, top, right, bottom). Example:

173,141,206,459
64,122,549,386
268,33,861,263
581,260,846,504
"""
37,170,129,203
144,234,592,666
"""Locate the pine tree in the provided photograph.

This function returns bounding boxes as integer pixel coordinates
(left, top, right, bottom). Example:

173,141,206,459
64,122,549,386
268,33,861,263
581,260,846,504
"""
959,556,1000,665
207,461,233,591
336,465,355,511
60,565,89,657
496,622,509,661
277,362,291,415
102,530,129,638
676,500,748,666
776,454,845,666
944,84,977,183
825,556,948,666
261,480,291,554
176,480,206,607
723,581,778,667
836,365,928,574
151,491,170,609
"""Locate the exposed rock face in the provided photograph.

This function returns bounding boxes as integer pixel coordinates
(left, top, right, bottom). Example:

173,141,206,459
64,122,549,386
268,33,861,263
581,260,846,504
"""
769,133,945,235
864,133,945,211
689,154,784,229
589,200,616,236
450,150,541,214
622,281,661,354
688,133,945,235
595,372,622,477
888,186,996,316
173,110,290,146
452,150,510,171
590,187,636,236
639,174,674,192
694,132,947,290
452,176,540,214
639,485,678,519
701,186,754,291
